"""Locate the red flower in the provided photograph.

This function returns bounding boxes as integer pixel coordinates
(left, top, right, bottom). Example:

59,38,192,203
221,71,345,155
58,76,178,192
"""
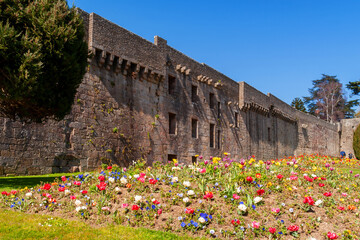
321,177,327,180
232,193,240,199
246,176,253,182
140,172,146,177
73,181,81,186
257,189,265,196
303,196,314,205
337,206,345,211
203,191,214,200
98,175,105,182
137,177,145,183
277,174,283,179
304,176,314,182
185,208,194,214
131,204,139,211
323,192,332,197
10,190,17,195
61,176,67,182
157,209,162,215
96,182,107,191
327,232,338,239
107,166,112,170
1,191,9,196
58,187,65,192
81,190,88,195
231,219,240,226
42,183,51,190
319,183,325,187
268,227,276,234
149,178,158,184
153,200,160,205
287,225,299,232
70,195,76,200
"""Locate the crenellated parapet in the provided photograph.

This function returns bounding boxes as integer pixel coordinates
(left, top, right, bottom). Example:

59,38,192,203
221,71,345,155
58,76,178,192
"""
91,47,164,83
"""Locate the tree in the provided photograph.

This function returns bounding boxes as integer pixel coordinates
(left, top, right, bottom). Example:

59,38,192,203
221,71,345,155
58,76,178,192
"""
291,97,307,112
346,80,360,117
354,124,360,159
304,74,350,122
0,0,88,123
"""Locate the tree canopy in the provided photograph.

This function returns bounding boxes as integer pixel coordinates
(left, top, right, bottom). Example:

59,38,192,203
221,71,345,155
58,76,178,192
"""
0,0,88,122
291,97,307,112
303,74,352,122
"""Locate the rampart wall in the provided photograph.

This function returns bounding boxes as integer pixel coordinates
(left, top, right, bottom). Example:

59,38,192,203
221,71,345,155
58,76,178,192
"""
0,10,355,176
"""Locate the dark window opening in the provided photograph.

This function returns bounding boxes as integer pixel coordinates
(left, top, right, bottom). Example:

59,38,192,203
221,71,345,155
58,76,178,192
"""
191,119,198,138
191,85,198,102
210,93,215,109
168,75,176,95
268,127,271,141
235,112,239,127
192,156,197,164
217,129,221,149
169,113,176,134
168,154,177,162
217,101,221,118
210,124,215,148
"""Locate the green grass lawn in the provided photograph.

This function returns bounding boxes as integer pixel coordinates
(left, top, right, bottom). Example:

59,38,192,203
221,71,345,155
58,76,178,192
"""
0,209,197,240
0,173,80,192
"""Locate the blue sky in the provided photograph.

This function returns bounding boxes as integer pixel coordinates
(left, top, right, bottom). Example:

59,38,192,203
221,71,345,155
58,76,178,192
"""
70,0,360,106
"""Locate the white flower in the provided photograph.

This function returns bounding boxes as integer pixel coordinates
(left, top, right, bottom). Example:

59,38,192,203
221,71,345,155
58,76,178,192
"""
281,203,286,207
172,177,179,182
25,192,32,198
81,206,87,210
311,174,317,178
198,217,206,223
187,190,195,196
67,183,72,187
172,167,181,171
188,165,195,169
120,177,127,184
303,173,308,176
183,197,190,203
115,187,121,192
65,190,71,195
210,229,215,235
108,177,115,183
183,181,191,187
238,204,247,212
315,199,323,206
254,197,263,204
75,206,81,212
133,174,139,179
134,195,142,202
75,200,82,206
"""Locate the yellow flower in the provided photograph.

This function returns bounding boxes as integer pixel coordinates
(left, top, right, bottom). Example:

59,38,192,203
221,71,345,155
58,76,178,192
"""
238,164,243,169
224,152,229,156
340,198,344,202
288,187,292,191
275,162,280,166
294,164,298,168
172,159,178,164
258,160,264,165
267,182,273,187
345,187,349,190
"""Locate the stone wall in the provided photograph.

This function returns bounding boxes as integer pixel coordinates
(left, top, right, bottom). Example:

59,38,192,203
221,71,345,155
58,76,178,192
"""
0,10,353,176
340,118,360,157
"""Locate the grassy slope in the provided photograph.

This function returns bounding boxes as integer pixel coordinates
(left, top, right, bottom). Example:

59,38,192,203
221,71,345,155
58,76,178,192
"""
0,209,197,240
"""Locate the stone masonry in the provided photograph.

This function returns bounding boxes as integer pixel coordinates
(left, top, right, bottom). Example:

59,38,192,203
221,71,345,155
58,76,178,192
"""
0,10,359,176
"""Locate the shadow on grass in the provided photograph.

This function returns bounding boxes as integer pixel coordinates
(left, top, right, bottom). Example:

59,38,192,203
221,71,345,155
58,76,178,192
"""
0,176,64,190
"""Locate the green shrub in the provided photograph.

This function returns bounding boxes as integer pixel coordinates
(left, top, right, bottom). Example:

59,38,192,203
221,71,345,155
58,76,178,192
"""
354,124,360,159
0,0,89,122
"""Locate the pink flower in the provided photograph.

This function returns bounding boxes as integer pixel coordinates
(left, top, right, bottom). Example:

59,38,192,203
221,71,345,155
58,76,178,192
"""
232,194,240,200
199,168,206,173
354,199,359,202
204,160,209,165
290,175,298,180
122,203,129,208
271,208,280,213
70,195,76,200
251,221,260,229
140,172,146,177
327,232,338,239
73,181,81,186
107,166,112,170
342,193,347,197
287,225,299,232
157,209,162,215
101,206,110,211
138,177,145,183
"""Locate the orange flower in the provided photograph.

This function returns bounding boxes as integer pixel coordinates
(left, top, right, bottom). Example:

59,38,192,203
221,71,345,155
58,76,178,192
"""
256,173,261,179
348,205,356,211
126,183,132,189
51,182,58,186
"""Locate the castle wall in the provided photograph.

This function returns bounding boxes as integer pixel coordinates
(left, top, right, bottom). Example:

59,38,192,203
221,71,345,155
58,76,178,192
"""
0,11,349,176
340,118,360,157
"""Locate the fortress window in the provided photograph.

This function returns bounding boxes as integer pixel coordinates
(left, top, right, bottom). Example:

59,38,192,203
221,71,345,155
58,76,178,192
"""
209,93,215,109
210,124,215,148
268,127,271,141
192,119,198,138
168,75,176,95
217,101,221,118
191,85,198,102
235,112,239,127
169,113,176,134
217,129,221,149
168,154,177,162
192,156,197,164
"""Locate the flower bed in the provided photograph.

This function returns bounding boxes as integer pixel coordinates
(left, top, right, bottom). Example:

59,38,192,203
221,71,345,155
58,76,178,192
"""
1,154,360,239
